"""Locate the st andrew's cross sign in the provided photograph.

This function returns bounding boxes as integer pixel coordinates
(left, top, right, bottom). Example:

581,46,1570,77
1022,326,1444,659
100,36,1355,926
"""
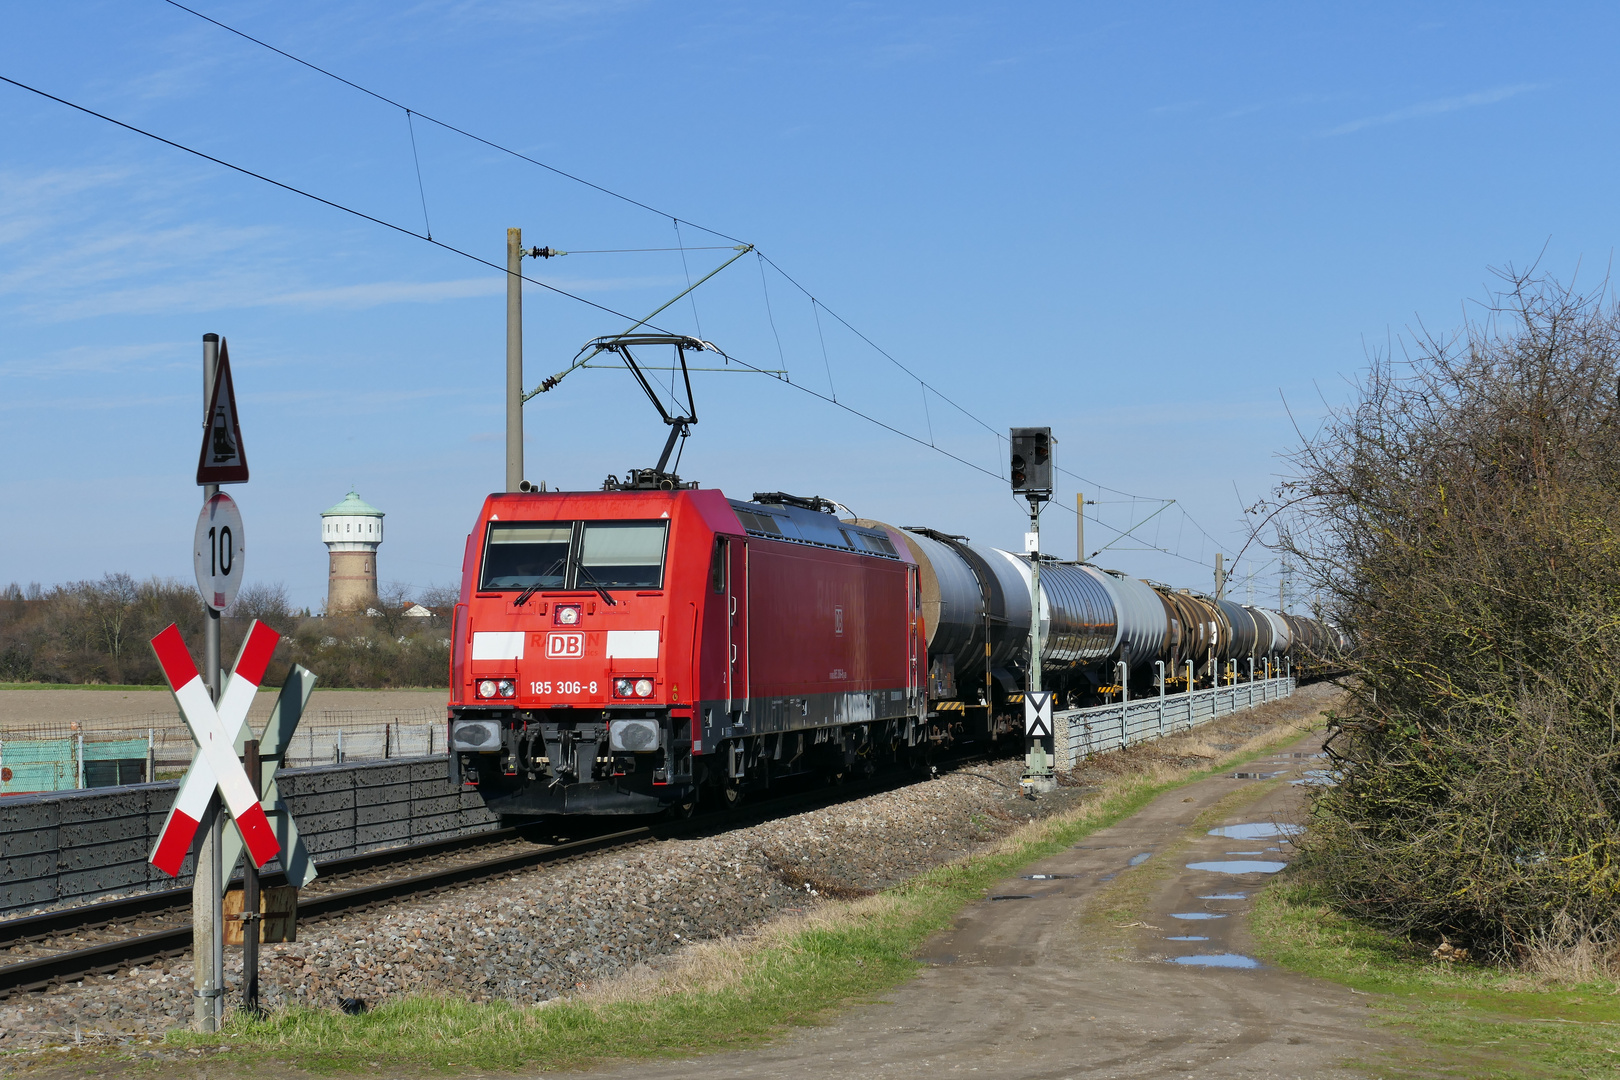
149,621,283,875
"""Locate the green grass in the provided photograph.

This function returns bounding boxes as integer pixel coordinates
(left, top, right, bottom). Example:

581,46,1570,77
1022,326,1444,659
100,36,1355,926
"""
155,719,1325,1074
1251,882,1620,1079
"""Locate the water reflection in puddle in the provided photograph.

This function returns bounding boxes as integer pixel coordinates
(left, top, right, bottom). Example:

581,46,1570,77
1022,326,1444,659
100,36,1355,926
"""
1165,935,1208,941
990,894,1034,901
1225,850,1265,855
1290,769,1341,787
1172,954,1261,969
1208,823,1303,840
1186,860,1287,874
1230,771,1283,780
1128,852,1152,866
1199,893,1246,900
1021,873,1076,880
1169,912,1227,920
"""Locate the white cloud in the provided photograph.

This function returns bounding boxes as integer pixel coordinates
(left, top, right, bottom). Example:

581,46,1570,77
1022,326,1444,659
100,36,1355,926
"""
1322,83,1540,137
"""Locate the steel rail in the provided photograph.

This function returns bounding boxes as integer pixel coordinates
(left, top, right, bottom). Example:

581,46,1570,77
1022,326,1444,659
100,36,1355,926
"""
0,826,527,948
0,827,650,998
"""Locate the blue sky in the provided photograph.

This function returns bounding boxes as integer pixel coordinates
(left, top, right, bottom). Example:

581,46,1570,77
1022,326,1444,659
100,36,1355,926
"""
3,2,1615,612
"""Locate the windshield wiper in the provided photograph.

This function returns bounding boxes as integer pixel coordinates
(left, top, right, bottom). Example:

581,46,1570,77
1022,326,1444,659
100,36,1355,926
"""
512,559,565,607
574,563,619,606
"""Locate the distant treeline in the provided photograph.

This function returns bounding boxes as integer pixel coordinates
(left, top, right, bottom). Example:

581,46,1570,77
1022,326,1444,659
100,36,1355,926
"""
0,577,454,689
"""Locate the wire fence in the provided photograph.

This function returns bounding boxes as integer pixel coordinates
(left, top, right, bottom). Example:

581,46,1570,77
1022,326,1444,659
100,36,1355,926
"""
0,707,445,795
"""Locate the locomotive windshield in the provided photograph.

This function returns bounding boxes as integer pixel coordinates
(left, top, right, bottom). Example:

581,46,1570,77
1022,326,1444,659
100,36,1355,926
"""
479,520,667,591
579,522,667,588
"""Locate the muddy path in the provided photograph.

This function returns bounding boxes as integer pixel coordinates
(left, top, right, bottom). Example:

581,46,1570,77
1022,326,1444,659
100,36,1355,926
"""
592,730,1406,1079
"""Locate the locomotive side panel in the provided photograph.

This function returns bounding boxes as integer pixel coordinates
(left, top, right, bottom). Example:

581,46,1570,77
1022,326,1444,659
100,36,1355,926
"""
745,541,912,698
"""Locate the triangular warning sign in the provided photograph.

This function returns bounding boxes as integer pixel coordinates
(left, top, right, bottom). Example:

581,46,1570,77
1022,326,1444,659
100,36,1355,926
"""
196,338,249,485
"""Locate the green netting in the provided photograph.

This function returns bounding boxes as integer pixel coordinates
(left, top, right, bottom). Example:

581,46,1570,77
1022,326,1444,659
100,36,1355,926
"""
0,738,75,794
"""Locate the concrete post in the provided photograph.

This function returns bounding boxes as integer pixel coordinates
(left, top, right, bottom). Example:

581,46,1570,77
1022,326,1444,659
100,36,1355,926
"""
506,228,524,493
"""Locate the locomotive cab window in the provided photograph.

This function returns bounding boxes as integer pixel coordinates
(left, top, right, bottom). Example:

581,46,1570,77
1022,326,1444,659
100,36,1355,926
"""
578,521,667,589
481,524,571,589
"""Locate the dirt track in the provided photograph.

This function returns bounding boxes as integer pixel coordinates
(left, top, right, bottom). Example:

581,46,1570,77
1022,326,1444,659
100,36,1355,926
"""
590,729,1405,1080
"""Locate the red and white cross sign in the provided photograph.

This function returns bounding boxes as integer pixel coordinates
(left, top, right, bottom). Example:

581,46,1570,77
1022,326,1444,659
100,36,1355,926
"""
149,621,282,876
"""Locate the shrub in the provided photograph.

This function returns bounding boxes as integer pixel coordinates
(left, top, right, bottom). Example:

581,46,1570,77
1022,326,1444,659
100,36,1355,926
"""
1276,269,1620,959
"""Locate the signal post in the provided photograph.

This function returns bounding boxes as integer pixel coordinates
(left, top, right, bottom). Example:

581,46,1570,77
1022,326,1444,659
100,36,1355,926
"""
1011,427,1056,793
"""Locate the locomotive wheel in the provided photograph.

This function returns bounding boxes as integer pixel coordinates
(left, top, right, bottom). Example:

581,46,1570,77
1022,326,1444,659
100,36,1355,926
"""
722,777,747,811
667,788,698,819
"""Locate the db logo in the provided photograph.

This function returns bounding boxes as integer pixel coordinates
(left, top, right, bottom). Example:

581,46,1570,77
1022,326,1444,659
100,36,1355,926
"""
546,632,585,659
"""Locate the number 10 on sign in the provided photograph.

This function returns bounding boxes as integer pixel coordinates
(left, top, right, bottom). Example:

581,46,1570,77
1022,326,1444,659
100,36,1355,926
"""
194,492,245,612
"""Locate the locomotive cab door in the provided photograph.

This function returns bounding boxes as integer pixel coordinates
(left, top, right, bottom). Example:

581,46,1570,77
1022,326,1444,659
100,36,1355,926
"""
727,538,749,718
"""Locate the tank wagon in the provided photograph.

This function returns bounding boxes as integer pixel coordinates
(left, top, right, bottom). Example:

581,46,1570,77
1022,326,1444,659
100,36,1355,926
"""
447,487,1342,818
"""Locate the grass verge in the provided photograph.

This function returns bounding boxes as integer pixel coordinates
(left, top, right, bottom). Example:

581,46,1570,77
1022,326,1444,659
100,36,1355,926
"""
1251,881,1620,1080
159,701,1331,1075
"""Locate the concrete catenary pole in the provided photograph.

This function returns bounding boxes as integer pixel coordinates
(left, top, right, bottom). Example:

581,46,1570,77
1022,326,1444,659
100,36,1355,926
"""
194,333,224,1033
1214,552,1225,601
506,228,524,493
1076,491,1084,562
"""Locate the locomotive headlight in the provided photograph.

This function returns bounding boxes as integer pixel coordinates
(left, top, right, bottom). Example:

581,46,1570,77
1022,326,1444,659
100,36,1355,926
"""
554,604,581,626
497,678,516,698
634,678,654,698
613,678,634,697
477,679,499,699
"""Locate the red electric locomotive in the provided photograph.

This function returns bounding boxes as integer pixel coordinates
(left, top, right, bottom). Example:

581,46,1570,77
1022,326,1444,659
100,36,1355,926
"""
447,487,925,816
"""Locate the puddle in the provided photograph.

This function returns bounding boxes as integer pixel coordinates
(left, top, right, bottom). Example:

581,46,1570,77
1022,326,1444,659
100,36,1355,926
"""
1172,954,1262,969
1020,873,1076,880
1199,893,1247,900
1127,852,1152,866
1209,822,1303,840
1225,850,1266,855
1098,873,1117,882
1187,860,1287,874
1290,769,1341,787
1169,912,1227,920
990,894,1034,901
1165,935,1208,941
1229,771,1284,780
1277,751,1328,758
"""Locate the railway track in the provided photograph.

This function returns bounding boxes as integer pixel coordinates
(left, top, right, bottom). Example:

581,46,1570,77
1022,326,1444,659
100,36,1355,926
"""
0,754,987,999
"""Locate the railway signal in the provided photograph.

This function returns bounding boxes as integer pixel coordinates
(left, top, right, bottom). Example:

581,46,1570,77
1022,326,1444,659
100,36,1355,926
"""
1013,426,1057,793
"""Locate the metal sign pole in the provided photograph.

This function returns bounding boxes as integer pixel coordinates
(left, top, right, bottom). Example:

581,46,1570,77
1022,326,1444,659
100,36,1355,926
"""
242,739,261,1016
194,332,223,1033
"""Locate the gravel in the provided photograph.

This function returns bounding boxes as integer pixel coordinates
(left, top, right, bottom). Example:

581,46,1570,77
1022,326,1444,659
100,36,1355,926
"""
0,688,1328,1050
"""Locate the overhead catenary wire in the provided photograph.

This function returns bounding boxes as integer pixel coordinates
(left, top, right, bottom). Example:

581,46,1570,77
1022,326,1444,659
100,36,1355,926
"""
14,18,1231,570
0,73,655,329
156,0,1229,566
154,0,748,247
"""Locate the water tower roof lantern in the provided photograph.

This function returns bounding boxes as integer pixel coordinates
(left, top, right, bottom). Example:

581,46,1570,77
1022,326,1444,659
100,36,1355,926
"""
321,490,384,518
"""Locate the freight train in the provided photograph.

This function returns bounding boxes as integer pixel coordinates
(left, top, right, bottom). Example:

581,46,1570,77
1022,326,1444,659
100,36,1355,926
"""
444,483,1342,819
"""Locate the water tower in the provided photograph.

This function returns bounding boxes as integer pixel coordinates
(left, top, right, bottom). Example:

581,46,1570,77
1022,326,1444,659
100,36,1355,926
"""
321,491,384,613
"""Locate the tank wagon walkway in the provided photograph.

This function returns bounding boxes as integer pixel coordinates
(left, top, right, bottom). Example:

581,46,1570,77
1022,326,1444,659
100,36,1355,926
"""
589,731,1406,1080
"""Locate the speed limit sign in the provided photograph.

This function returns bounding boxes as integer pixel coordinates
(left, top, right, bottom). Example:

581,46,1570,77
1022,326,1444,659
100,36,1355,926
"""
194,492,245,611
